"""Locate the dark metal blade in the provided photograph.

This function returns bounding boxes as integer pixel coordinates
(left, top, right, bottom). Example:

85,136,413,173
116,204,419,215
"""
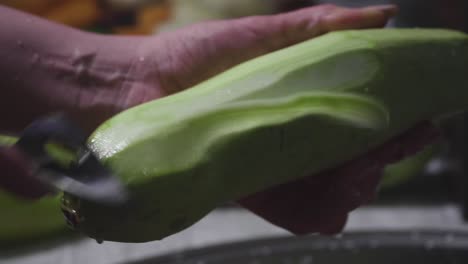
15,114,129,205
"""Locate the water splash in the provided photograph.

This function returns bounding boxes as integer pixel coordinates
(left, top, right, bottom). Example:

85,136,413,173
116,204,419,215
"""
250,246,273,256
369,239,380,249
444,234,455,244
299,256,314,264
424,239,437,250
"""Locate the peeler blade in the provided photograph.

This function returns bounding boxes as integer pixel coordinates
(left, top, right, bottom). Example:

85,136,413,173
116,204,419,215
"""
15,114,128,205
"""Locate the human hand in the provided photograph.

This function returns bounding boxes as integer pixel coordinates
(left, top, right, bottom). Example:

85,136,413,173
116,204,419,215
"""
238,121,440,235
0,147,51,199
0,4,402,234
124,3,401,235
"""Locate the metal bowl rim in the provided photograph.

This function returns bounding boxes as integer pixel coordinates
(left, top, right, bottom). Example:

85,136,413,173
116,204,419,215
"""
132,229,468,263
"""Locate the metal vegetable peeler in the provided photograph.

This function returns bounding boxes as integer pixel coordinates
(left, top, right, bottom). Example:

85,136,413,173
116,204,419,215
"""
13,114,128,205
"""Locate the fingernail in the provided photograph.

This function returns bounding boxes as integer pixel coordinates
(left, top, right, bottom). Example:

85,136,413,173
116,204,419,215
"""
366,4,399,17
321,4,398,31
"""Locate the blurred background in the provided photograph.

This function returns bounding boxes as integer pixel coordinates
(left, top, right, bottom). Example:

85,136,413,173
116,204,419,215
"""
1,0,468,263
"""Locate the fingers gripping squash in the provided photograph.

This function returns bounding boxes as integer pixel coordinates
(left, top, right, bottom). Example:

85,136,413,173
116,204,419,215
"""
61,29,468,242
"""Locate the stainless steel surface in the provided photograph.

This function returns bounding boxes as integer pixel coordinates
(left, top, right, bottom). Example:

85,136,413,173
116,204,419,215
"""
2,206,468,264
128,230,468,264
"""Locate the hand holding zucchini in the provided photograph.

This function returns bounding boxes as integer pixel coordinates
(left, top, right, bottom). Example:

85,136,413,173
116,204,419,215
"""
61,28,468,242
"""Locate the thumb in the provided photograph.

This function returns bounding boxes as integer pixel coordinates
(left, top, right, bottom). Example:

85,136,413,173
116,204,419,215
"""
152,4,398,94
0,147,51,200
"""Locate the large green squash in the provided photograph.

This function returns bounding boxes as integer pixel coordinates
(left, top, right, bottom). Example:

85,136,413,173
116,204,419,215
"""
0,136,67,246
55,28,467,242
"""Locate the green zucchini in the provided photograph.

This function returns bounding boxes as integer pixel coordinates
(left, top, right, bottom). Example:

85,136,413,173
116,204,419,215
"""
61,28,468,243
0,135,68,246
0,192,66,247
381,143,438,189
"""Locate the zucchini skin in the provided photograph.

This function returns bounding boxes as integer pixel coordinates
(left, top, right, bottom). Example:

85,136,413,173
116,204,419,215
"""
63,29,468,242
0,136,67,246
0,192,66,247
